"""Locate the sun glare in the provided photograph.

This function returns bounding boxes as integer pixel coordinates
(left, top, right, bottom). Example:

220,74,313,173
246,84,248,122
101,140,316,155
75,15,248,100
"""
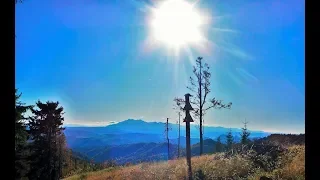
149,0,207,49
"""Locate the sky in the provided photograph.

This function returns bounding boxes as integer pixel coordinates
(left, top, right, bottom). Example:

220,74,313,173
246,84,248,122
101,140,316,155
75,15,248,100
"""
15,0,305,134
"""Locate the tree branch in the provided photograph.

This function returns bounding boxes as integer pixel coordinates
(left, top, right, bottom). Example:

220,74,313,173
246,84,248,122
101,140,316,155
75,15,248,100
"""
204,98,232,111
173,97,185,111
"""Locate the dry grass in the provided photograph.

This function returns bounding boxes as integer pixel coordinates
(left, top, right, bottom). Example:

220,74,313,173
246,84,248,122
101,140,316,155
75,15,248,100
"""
248,145,305,180
64,145,304,180
276,145,305,179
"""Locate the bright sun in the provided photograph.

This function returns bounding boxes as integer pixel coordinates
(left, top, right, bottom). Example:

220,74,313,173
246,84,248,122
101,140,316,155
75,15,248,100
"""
149,0,206,49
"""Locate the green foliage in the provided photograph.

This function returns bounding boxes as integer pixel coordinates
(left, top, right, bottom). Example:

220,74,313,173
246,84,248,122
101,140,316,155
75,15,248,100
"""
15,89,32,150
257,134,305,147
240,121,251,145
226,129,234,151
215,136,224,153
226,140,287,173
79,173,87,180
60,149,109,178
28,101,65,180
15,89,107,180
247,145,305,180
15,89,32,180
193,169,206,180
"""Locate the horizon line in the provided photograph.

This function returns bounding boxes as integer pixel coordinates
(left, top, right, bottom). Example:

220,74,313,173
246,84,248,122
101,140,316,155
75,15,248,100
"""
63,119,304,135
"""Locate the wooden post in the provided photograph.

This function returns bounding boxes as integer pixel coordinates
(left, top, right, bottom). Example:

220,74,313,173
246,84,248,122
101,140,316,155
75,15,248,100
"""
186,121,192,179
183,93,194,180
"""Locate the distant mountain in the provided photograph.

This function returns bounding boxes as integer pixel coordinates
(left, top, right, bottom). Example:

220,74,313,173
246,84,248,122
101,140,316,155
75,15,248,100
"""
64,119,270,149
102,119,269,138
76,142,180,164
75,138,223,164
63,119,271,165
78,134,305,165
66,132,202,149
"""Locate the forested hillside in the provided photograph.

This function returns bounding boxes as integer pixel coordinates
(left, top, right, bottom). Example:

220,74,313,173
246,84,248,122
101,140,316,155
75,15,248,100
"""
15,90,110,179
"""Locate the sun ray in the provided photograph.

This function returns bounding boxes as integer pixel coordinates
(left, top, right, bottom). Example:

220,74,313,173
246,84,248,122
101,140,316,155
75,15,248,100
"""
184,46,196,67
146,0,209,52
211,27,240,34
173,57,180,86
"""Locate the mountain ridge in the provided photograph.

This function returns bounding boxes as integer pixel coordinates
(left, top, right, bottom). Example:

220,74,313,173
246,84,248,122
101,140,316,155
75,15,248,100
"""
65,119,270,134
64,119,270,150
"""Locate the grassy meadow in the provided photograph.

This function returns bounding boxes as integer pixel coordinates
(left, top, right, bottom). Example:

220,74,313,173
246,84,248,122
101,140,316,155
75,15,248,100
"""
64,144,304,180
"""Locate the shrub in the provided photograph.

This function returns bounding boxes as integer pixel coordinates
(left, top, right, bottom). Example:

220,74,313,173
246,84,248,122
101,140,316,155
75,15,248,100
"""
79,173,87,180
193,169,206,180
63,145,304,180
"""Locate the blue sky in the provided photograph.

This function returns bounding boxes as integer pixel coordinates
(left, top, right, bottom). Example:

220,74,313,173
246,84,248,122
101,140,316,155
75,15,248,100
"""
15,0,304,133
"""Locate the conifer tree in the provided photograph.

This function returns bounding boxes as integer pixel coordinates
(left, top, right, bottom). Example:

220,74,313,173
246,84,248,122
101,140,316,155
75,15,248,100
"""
28,101,65,180
215,136,224,153
15,89,32,150
240,120,251,145
226,129,234,151
57,133,68,178
15,89,33,179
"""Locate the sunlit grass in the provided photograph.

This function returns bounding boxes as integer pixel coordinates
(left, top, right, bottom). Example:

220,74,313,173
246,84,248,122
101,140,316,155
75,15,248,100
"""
64,145,304,180
63,145,304,180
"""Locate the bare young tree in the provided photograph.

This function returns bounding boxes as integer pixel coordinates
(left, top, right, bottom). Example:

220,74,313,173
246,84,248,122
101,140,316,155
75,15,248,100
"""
173,102,183,158
174,57,232,155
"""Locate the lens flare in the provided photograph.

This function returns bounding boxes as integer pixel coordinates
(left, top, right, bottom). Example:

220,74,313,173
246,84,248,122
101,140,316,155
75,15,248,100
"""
148,0,207,49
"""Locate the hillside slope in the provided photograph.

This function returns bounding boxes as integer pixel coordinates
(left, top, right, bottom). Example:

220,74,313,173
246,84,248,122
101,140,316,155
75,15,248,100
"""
73,138,219,164
256,133,305,146
64,144,304,180
75,143,180,164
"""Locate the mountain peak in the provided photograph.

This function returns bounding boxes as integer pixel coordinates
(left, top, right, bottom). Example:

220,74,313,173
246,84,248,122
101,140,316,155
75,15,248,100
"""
121,119,145,123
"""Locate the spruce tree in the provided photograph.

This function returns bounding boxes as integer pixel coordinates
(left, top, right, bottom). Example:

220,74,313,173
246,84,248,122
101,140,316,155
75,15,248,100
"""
15,89,32,179
28,101,65,180
240,120,251,145
226,129,234,151
15,89,32,150
215,136,223,153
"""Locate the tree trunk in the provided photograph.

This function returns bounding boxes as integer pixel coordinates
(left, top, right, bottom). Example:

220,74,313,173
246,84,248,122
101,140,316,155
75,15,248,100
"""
199,59,203,156
59,136,62,179
200,113,203,155
48,128,52,180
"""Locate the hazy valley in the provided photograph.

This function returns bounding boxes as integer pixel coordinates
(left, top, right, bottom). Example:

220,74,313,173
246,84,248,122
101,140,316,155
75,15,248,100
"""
64,119,271,164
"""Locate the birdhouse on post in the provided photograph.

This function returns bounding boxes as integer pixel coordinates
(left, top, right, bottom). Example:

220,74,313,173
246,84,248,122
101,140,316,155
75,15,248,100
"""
183,93,194,122
183,93,194,180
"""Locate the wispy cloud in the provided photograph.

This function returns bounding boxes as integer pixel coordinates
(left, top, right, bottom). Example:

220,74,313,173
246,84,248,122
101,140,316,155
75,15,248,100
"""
221,45,254,61
236,68,259,83
216,38,254,61
227,68,258,87
227,71,244,86
211,27,240,34
64,120,118,127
